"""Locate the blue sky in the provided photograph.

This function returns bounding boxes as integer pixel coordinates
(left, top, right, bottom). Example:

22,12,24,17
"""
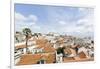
15,4,94,37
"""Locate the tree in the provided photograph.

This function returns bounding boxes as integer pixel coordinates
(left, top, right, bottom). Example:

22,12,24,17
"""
33,33,38,37
22,28,32,54
57,47,65,55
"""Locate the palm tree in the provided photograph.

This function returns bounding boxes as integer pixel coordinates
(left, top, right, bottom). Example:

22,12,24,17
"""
22,28,32,54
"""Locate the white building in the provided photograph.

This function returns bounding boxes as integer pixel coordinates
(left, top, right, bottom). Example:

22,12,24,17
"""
56,51,63,63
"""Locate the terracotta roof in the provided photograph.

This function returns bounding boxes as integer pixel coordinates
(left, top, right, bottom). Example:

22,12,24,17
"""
34,38,55,52
16,53,56,65
78,51,87,58
64,48,76,55
63,57,75,62
15,44,33,50
64,48,72,55
17,54,42,65
43,46,55,53
15,44,26,49
44,53,56,63
36,39,48,46
63,56,93,63
34,46,43,49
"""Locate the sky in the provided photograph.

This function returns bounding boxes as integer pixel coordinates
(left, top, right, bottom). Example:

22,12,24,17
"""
15,4,94,37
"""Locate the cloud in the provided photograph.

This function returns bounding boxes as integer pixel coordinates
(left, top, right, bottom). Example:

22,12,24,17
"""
15,12,40,32
15,12,37,24
46,7,93,33
15,6,94,37
28,15,38,22
32,25,41,30
58,21,66,25
15,13,26,22
76,11,94,33
56,8,94,37
78,8,87,12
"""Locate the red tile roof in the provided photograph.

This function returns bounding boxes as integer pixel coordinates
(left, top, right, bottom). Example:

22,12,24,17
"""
16,53,56,65
43,46,55,53
15,44,26,49
17,54,42,65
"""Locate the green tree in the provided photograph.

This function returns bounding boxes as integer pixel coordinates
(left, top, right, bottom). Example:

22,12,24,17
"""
57,47,65,55
22,28,32,54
